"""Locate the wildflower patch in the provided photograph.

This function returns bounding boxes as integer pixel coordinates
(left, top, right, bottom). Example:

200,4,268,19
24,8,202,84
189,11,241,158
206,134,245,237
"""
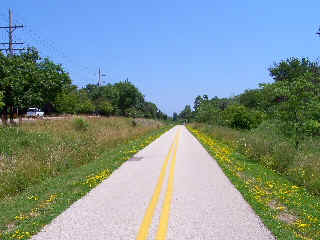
188,126,320,240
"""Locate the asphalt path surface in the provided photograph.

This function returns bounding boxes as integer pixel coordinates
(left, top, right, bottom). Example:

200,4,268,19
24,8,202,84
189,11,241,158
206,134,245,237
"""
32,126,275,240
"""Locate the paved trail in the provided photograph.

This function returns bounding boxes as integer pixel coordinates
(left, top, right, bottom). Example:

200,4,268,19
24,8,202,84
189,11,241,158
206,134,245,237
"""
32,126,274,240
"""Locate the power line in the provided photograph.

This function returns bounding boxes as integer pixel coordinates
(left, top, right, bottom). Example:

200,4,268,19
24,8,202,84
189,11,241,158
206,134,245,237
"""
0,9,24,55
0,9,110,88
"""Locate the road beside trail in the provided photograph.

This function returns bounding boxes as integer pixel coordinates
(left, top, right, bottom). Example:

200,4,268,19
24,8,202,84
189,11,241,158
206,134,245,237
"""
32,126,274,240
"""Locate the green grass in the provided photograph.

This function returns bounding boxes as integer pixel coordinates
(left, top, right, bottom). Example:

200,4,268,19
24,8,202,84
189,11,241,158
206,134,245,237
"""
0,117,164,199
189,122,320,196
0,120,171,240
188,126,320,240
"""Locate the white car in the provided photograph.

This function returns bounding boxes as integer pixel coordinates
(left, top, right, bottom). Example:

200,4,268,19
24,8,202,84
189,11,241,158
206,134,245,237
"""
26,108,44,118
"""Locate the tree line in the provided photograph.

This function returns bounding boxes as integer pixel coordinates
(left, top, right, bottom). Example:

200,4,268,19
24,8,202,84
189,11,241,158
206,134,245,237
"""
177,57,320,147
0,48,168,124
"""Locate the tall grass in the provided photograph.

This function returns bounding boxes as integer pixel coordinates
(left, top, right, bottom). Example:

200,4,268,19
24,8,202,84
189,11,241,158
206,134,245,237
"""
190,121,320,195
0,117,163,199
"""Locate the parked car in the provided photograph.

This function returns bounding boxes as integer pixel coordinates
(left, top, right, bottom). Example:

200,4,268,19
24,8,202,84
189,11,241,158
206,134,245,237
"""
26,108,44,118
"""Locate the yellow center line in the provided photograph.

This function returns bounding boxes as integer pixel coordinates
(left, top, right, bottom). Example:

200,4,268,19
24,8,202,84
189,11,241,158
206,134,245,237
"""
156,128,181,240
136,129,180,240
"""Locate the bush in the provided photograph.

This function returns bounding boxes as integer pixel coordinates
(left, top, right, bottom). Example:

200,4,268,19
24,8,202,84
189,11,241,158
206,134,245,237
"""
96,101,113,116
223,104,264,130
302,120,320,136
72,117,89,131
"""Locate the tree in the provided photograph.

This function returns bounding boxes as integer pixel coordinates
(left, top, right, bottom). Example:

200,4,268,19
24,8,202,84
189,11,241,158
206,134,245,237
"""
193,95,203,112
269,57,320,84
113,80,144,115
55,87,79,114
239,89,262,109
223,104,264,130
262,73,320,146
77,90,95,114
142,102,158,119
0,48,71,122
173,112,178,121
96,101,113,116
179,105,192,122
0,92,4,110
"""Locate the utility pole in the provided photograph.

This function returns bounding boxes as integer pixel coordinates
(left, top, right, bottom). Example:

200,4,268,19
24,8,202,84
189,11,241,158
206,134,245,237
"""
97,68,106,86
0,9,24,55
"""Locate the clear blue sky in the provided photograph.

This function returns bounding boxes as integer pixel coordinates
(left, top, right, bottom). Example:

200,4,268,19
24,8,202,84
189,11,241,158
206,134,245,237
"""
1,1,320,115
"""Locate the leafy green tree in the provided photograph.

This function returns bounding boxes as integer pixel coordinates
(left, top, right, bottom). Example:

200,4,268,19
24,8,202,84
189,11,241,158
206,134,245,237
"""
0,48,71,121
179,105,192,122
77,90,95,114
239,89,262,109
96,101,113,116
142,102,158,119
0,92,4,110
55,88,79,114
223,104,264,130
193,95,203,112
262,73,320,146
114,80,144,115
269,57,320,84
173,112,178,121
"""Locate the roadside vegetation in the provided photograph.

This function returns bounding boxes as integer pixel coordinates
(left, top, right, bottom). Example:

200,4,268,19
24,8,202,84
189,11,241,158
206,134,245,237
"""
189,126,320,240
0,47,168,125
0,117,164,199
177,57,320,196
0,117,171,239
177,57,320,239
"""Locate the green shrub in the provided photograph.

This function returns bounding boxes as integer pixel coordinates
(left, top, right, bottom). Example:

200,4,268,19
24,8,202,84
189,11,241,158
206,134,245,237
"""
72,117,89,131
302,120,320,136
96,101,113,116
223,104,264,130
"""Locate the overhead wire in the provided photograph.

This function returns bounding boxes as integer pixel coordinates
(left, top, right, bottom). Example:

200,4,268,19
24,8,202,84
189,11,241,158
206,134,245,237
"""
0,9,99,88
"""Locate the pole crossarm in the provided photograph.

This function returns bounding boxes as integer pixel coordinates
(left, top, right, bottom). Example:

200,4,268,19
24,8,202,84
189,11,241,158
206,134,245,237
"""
0,9,24,55
0,25,23,29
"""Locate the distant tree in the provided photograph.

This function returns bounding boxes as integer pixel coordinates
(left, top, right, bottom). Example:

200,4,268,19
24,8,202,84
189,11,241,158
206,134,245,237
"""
239,89,262,109
54,86,79,114
77,90,95,114
195,101,221,123
173,112,178,121
222,104,264,130
114,80,144,115
179,105,192,122
96,101,113,116
84,81,164,119
193,95,203,112
142,102,158,119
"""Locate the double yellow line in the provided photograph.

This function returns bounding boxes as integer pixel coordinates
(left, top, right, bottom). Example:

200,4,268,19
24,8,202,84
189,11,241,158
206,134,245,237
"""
136,128,181,240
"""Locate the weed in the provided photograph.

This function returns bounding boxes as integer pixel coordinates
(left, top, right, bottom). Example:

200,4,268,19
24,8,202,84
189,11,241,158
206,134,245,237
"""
189,122,320,196
0,122,170,240
189,126,320,239
0,117,164,199
72,117,89,131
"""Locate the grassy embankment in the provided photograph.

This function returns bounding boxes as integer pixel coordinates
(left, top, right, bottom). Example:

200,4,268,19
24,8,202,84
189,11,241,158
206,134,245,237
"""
0,117,171,240
188,123,320,240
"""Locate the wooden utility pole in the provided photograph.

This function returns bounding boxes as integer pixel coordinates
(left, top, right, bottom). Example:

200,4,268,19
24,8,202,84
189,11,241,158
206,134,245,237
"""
97,68,106,86
0,9,24,55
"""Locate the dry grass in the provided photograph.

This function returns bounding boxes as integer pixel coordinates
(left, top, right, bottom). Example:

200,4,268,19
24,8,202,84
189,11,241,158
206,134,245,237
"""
0,116,163,198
